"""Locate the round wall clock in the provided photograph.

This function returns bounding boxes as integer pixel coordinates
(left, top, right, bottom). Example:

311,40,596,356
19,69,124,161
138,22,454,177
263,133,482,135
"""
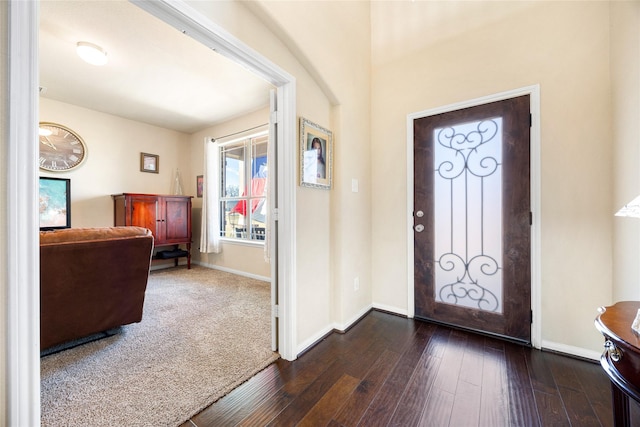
39,122,87,172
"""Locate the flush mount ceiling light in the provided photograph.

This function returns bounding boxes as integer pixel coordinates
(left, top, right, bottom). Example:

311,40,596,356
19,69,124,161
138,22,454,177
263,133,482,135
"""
76,41,108,66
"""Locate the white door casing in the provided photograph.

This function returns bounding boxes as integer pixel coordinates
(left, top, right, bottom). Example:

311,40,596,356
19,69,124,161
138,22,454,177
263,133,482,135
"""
6,0,298,423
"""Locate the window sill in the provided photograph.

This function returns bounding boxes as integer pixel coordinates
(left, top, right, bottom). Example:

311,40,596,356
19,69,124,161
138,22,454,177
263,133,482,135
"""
219,237,265,248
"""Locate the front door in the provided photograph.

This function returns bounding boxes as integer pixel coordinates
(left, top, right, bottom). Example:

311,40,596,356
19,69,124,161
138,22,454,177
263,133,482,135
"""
413,95,531,343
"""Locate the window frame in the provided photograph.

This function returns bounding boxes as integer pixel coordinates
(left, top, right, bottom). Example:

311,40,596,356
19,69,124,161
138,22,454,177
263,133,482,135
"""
218,129,269,244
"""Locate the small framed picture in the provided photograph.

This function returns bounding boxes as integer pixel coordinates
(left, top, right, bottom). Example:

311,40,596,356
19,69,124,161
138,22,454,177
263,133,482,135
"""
140,152,159,173
300,117,332,190
196,175,203,198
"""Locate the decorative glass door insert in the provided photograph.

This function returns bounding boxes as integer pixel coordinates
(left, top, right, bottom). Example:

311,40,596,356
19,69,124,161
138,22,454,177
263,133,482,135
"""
434,118,503,313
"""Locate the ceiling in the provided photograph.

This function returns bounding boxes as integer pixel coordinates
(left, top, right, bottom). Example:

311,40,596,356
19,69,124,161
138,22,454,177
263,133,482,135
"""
39,1,273,134
39,1,538,135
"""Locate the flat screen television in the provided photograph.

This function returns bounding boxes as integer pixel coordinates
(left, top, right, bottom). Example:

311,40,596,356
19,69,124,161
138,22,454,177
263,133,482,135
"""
39,177,71,230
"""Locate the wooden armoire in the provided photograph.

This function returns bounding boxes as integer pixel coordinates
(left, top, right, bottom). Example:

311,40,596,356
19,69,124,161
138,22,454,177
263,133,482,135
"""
112,193,192,268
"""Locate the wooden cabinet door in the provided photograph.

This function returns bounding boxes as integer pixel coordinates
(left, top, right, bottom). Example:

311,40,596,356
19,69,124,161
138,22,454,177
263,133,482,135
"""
130,196,163,242
162,196,191,244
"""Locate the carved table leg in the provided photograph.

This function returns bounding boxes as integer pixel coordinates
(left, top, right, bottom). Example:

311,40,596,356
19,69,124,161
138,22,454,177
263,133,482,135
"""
612,382,631,427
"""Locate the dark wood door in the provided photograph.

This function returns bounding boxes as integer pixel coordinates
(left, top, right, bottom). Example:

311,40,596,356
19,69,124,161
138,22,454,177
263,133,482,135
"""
413,95,531,343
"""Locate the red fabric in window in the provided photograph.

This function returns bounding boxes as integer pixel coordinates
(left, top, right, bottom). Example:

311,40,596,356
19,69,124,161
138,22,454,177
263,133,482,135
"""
230,177,266,216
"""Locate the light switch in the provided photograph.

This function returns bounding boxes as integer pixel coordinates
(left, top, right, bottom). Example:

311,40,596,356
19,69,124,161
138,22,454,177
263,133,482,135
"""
351,179,359,193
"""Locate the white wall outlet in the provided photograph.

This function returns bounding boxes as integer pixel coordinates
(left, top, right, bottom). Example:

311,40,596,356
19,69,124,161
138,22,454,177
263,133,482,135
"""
351,178,359,193
354,276,360,291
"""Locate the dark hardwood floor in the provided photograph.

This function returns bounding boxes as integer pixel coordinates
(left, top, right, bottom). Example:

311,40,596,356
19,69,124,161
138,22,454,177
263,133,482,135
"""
181,310,639,427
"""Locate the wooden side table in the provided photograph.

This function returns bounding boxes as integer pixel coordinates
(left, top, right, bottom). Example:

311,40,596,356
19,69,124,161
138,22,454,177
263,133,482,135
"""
595,301,640,427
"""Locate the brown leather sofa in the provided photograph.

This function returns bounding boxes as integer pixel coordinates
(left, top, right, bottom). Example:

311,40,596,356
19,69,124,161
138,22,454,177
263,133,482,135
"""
40,226,154,351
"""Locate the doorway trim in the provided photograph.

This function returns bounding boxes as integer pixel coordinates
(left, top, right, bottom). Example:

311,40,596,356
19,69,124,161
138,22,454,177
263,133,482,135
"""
6,0,297,422
406,85,541,349
6,1,40,424
131,0,297,360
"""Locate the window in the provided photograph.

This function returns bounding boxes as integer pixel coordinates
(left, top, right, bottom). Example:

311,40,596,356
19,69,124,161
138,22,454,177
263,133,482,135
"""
219,131,268,242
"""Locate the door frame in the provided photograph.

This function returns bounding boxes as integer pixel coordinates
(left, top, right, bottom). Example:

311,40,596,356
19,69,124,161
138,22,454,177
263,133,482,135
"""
6,0,297,423
132,0,297,359
406,85,541,349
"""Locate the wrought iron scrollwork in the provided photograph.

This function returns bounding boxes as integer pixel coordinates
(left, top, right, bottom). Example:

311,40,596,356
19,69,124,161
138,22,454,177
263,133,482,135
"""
437,253,500,311
436,119,499,179
434,118,502,312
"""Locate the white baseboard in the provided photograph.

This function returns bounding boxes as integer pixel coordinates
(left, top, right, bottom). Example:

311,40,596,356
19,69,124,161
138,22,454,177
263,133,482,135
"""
370,304,600,362
372,302,409,317
541,340,602,361
296,324,334,356
151,261,270,282
296,304,375,356
149,260,188,271
294,304,604,364
193,260,271,282
333,304,373,332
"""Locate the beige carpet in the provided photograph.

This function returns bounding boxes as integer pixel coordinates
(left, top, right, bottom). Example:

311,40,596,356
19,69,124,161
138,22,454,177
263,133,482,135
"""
41,265,279,427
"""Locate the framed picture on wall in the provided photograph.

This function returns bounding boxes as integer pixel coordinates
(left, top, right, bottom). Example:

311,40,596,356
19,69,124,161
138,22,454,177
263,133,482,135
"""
196,175,203,198
140,152,159,173
300,117,332,190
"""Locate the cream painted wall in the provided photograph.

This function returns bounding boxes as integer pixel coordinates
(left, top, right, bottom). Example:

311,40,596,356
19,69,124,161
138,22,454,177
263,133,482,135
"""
186,0,372,346
39,98,273,275
251,0,373,329
240,1,373,332
189,107,272,279
371,1,614,355
186,0,334,344
39,98,190,227
612,1,640,302
40,99,278,277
